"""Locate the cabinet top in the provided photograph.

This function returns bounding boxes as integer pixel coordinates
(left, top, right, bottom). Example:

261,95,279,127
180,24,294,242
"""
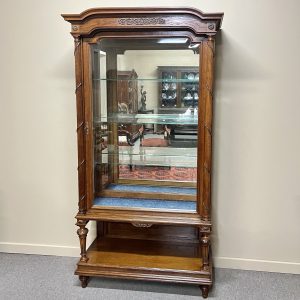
62,7,224,37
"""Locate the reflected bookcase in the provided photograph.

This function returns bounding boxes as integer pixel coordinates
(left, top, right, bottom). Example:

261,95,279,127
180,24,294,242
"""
158,66,199,110
62,7,223,298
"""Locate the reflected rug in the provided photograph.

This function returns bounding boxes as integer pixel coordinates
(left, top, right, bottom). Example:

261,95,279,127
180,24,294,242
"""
119,165,197,182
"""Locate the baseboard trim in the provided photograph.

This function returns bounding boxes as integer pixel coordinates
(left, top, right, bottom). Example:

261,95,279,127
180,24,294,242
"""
0,242,79,257
0,227,97,258
1,242,299,274
214,256,300,274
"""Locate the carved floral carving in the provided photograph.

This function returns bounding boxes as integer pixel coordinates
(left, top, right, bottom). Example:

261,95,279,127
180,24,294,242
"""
132,222,153,228
74,37,81,56
118,17,166,26
200,226,211,233
208,23,215,30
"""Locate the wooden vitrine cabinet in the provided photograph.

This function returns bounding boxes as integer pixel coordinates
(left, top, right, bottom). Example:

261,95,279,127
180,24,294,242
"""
62,7,223,298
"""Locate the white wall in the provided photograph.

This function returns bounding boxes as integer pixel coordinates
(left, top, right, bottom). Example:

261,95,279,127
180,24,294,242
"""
0,0,299,273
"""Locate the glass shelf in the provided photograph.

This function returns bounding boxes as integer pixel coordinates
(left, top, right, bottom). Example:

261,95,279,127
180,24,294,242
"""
97,148,197,168
99,146,197,158
94,113,198,125
97,161,196,168
94,78,199,83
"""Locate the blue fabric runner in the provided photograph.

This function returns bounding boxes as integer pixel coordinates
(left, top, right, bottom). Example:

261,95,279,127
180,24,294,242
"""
94,197,196,211
106,184,196,195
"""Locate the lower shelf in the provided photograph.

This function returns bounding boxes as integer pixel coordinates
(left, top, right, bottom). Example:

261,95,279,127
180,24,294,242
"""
76,237,212,285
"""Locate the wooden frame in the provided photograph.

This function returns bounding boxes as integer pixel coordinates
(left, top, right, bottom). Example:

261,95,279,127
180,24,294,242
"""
62,7,223,298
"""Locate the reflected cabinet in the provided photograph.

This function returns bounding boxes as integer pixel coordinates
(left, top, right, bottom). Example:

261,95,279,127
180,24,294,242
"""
62,7,223,298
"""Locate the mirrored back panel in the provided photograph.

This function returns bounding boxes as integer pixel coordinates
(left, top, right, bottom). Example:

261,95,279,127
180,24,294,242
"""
92,37,200,212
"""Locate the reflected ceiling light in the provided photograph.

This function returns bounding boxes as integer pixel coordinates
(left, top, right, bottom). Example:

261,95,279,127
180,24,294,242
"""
157,38,188,44
188,44,200,49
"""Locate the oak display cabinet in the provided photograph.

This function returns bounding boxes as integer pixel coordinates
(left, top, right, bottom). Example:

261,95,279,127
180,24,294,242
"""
62,7,223,298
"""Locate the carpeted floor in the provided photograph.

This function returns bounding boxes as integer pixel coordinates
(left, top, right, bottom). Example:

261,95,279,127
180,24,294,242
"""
0,252,299,300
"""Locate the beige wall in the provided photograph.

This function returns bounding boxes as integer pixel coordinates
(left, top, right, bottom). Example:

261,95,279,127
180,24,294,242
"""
0,0,299,273
118,50,199,111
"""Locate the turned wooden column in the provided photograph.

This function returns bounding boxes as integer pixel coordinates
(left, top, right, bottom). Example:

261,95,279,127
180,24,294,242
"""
76,219,89,262
74,35,87,215
200,233,210,270
199,225,211,272
198,36,215,221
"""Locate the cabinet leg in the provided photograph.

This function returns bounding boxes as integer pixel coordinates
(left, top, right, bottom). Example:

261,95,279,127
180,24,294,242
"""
76,220,89,262
200,233,210,271
79,275,89,288
200,285,209,298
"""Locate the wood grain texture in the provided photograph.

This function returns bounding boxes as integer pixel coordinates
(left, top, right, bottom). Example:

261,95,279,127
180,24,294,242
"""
87,237,202,270
198,38,215,221
76,209,207,226
75,237,212,285
62,7,223,21
74,37,87,215
81,41,94,209
62,7,223,37
102,222,199,243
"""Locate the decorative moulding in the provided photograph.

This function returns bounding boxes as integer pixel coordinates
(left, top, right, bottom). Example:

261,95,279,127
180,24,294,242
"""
62,7,224,37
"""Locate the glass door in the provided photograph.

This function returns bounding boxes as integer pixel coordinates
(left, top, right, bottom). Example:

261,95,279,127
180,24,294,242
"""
91,37,200,212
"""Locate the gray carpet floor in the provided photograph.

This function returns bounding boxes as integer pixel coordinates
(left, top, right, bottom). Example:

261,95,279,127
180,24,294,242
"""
0,252,299,300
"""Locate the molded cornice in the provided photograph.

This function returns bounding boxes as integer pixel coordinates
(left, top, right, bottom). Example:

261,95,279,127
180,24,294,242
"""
62,7,223,37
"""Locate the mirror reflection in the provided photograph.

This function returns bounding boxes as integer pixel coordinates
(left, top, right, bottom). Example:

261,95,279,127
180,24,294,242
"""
92,38,200,212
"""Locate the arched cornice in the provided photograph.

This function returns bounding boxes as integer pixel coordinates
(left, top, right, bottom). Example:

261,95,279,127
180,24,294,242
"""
62,7,223,37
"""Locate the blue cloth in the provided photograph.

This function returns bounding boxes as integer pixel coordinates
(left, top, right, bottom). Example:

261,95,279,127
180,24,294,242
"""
107,184,196,195
94,197,196,211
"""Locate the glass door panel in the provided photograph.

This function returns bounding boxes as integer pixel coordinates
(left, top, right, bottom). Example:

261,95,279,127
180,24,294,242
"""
91,37,200,212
